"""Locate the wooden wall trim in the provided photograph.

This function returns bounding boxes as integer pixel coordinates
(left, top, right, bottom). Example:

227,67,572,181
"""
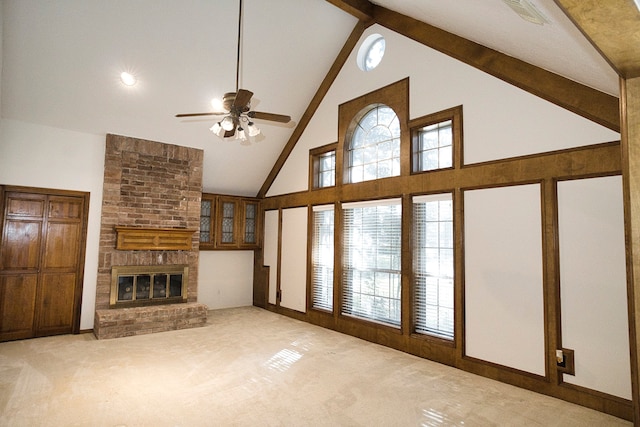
257,21,369,199
620,76,640,424
369,5,620,132
261,142,622,210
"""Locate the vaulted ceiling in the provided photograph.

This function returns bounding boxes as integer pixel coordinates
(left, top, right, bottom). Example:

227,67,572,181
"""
2,0,637,196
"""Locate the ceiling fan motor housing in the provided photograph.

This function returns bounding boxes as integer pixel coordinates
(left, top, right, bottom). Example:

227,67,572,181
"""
223,92,250,115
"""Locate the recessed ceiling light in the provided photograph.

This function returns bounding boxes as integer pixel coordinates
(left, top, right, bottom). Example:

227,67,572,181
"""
120,71,137,86
211,98,224,111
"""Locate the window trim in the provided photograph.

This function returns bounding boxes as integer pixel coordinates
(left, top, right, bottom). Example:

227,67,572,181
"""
337,78,409,187
344,104,401,184
309,143,337,190
409,105,463,174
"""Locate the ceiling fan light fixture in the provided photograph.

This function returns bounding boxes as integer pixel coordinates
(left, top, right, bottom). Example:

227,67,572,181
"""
210,122,224,136
221,116,235,131
247,121,260,137
175,0,291,142
236,126,247,141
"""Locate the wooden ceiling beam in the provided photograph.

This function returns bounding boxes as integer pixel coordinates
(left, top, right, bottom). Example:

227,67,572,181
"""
554,0,640,79
325,0,374,23
371,5,620,132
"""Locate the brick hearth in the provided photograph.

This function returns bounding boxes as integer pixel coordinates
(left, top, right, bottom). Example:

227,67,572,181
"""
94,303,208,339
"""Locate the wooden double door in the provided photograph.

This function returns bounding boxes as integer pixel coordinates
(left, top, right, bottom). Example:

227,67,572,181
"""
0,187,88,341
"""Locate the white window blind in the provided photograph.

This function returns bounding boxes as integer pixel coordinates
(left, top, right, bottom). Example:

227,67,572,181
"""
413,193,454,339
311,205,334,311
342,199,402,327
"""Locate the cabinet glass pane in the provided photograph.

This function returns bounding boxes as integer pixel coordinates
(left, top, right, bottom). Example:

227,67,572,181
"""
244,203,257,244
221,202,235,243
200,200,212,243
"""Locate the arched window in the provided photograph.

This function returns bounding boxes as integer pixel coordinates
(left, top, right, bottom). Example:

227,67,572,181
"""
345,104,400,183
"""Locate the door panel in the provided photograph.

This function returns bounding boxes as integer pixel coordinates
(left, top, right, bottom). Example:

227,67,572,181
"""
6,195,44,217
0,275,38,340
36,273,76,334
0,220,42,270
48,198,82,220
42,222,80,269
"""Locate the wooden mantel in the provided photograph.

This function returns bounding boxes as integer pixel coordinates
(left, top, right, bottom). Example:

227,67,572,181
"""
114,226,197,251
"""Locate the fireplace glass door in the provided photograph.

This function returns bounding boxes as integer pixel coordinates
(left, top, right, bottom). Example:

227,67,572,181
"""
111,265,188,307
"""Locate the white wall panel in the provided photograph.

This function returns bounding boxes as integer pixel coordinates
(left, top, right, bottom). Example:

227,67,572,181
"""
280,207,308,313
558,176,631,399
464,184,545,376
198,251,254,309
263,210,279,305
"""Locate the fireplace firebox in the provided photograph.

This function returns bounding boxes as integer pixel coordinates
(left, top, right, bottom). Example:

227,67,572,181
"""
110,265,188,308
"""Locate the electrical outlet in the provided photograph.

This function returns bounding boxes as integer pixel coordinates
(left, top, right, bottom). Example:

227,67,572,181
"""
556,348,575,376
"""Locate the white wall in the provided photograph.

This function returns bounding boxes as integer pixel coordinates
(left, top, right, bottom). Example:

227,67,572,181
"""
280,207,308,313
0,118,104,330
558,176,631,399
198,251,254,309
464,184,545,376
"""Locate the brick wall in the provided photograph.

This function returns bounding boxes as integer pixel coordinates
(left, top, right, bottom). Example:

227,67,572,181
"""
95,134,203,315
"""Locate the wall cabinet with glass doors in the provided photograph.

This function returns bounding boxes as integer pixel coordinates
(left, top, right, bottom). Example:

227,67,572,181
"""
199,194,261,250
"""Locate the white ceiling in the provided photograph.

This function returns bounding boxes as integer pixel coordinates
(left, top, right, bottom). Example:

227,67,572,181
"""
1,0,619,196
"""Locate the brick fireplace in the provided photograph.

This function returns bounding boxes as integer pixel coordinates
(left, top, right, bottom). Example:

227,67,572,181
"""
94,134,207,339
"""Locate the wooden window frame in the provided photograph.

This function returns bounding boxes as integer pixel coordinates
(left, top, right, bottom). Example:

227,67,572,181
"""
410,105,463,174
337,79,410,187
309,143,337,190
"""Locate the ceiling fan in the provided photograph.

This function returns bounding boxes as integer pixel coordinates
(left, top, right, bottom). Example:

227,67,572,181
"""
175,0,291,141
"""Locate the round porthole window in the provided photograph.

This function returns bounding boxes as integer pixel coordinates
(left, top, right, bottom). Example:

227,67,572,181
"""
357,33,385,71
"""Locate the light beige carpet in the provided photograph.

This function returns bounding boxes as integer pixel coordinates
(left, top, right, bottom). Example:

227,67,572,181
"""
0,306,631,426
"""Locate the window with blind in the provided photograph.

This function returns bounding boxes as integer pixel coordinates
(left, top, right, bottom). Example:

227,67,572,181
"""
413,193,454,339
342,199,402,327
311,206,334,311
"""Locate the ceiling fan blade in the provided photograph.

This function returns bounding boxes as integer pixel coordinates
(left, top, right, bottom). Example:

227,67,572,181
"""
233,89,253,108
248,111,291,123
175,112,226,118
224,129,236,138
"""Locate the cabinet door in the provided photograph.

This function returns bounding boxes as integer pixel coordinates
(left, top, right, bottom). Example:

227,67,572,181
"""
199,196,215,247
240,201,260,248
216,198,238,247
